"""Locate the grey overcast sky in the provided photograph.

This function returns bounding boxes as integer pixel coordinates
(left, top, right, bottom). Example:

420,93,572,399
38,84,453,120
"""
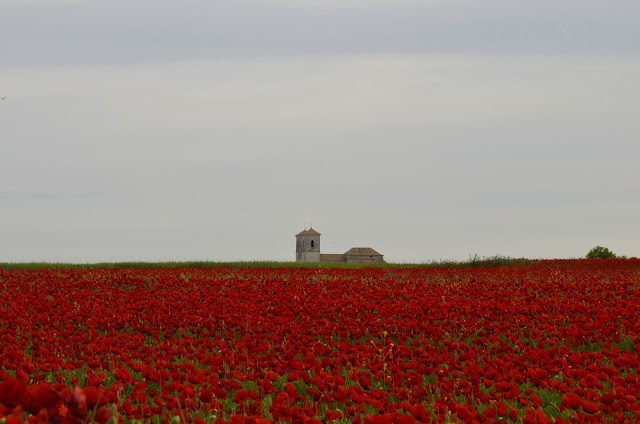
1,0,639,263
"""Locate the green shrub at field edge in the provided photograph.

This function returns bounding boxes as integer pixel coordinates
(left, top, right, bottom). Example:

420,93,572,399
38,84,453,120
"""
586,246,617,259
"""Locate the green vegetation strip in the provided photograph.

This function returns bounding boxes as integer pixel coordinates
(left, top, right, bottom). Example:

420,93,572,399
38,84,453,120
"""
0,256,532,270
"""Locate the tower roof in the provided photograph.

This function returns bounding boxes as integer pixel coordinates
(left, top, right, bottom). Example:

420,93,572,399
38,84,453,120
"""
296,228,321,236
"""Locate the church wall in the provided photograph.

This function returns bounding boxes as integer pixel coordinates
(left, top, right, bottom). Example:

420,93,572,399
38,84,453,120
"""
345,255,385,263
300,251,321,262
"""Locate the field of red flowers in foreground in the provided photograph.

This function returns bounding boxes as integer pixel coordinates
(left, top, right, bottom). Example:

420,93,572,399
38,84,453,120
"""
1,260,640,423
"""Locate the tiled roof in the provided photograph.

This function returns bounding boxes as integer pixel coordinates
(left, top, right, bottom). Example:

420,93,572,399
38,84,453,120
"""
344,247,383,256
296,228,321,236
320,254,346,262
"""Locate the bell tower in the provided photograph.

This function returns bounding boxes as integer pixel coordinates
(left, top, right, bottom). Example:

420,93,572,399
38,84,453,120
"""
295,227,321,262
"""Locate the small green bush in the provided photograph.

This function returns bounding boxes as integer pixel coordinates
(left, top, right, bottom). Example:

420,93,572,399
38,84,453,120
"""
585,246,617,259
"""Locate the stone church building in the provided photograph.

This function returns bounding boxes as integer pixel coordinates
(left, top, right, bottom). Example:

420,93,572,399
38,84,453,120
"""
295,227,384,263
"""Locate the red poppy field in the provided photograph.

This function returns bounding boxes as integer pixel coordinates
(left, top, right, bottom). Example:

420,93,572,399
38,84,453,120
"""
1,260,640,423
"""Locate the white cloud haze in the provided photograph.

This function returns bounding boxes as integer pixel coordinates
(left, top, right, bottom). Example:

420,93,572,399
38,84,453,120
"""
1,1,639,262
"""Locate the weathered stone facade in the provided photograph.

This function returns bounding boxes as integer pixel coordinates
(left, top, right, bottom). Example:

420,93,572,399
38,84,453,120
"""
295,228,384,263
295,228,321,262
344,247,384,263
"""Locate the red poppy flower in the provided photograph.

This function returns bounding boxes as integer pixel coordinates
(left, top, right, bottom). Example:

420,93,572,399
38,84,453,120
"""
455,403,473,420
600,393,616,406
324,409,342,421
233,389,249,403
199,388,213,403
363,414,393,424
94,405,112,423
582,400,600,414
65,386,88,418
0,379,26,409
396,414,415,424
21,381,59,414
562,393,582,410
